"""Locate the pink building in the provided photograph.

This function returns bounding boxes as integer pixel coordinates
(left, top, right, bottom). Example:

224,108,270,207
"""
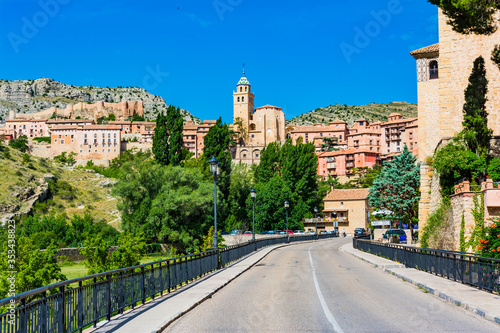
380,113,418,161
287,120,349,151
347,119,381,153
2,119,49,139
51,124,121,161
317,149,379,179
183,120,216,157
109,121,156,143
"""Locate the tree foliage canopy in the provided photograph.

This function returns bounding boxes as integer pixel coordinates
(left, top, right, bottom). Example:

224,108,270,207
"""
250,139,318,231
368,146,420,238
462,56,492,158
428,0,500,35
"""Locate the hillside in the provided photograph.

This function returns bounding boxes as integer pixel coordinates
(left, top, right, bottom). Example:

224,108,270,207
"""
287,102,417,126
0,144,120,228
0,78,200,123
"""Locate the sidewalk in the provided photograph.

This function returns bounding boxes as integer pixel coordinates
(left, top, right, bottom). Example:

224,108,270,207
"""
341,242,500,326
87,243,291,333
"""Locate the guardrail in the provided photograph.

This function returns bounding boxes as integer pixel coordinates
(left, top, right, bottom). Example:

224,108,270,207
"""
0,233,338,333
353,238,500,293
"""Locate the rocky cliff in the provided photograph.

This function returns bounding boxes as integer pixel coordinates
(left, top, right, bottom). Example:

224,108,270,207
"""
0,78,200,123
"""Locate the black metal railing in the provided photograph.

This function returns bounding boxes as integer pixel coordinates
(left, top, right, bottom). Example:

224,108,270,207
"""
353,239,500,293
0,233,338,333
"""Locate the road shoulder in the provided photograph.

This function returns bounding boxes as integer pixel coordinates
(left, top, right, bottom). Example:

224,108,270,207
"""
340,242,500,326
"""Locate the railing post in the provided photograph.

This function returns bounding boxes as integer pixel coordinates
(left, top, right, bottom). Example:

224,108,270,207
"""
20,297,27,333
78,281,83,332
93,277,97,327
167,260,171,293
119,271,124,314
141,267,146,305
42,291,47,333
61,285,67,333
151,264,155,299
106,274,112,321
160,262,164,296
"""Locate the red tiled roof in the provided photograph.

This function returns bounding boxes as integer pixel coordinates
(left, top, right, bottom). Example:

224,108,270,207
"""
410,43,439,59
324,188,370,201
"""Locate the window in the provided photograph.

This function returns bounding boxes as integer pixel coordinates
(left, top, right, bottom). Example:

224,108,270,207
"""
370,140,373,145
377,140,380,145
242,96,244,102
240,87,242,92
429,60,438,79
243,154,246,158
237,97,240,102
320,133,323,137
245,87,247,92
339,135,342,140
256,154,259,158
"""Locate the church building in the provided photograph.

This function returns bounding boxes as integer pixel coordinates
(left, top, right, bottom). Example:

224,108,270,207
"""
232,69,286,164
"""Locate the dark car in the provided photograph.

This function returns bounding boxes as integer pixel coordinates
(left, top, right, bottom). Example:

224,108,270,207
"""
383,229,407,243
354,228,367,237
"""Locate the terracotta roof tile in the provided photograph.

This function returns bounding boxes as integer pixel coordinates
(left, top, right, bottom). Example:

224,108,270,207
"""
324,188,370,201
410,43,439,59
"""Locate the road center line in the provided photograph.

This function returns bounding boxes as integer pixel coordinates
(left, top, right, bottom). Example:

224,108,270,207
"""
308,243,344,333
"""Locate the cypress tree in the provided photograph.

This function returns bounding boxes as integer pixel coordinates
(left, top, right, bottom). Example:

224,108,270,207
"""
152,112,169,165
461,56,492,158
166,106,184,166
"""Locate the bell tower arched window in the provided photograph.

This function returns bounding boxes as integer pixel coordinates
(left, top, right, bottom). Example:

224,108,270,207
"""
237,97,240,102
429,60,438,79
242,96,244,102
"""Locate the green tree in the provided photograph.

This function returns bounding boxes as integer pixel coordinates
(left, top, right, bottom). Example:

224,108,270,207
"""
233,117,248,145
487,157,500,181
113,163,215,253
0,237,66,299
251,138,318,230
107,113,116,121
131,113,145,122
9,135,28,152
152,112,169,165
428,0,500,35
202,117,236,226
228,162,253,229
80,235,113,276
368,145,420,241
110,232,146,269
321,137,340,152
461,56,492,159
166,106,184,166
492,45,500,69
433,138,487,196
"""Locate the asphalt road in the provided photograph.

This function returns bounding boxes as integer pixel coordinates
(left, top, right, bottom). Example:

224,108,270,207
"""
167,238,500,332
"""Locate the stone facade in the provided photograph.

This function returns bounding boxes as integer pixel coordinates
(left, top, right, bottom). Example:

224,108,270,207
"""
12,101,144,122
412,9,500,232
232,70,286,165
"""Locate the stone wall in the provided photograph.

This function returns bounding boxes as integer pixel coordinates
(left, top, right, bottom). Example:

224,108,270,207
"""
54,246,118,262
450,191,476,251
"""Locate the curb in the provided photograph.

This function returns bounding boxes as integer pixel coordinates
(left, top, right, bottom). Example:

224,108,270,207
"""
341,244,500,327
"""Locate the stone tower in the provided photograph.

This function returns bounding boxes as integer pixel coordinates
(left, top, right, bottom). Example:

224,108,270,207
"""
233,67,255,127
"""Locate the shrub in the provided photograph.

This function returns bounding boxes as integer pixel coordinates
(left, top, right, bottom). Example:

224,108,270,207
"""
477,221,500,259
33,136,51,144
22,153,31,164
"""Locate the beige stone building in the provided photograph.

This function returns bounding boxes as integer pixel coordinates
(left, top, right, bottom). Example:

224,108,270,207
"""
287,120,349,151
232,69,286,164
411,9,500,231
304,188,370,235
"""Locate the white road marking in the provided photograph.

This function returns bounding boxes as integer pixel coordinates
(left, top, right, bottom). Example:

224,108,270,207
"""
308,243,344,333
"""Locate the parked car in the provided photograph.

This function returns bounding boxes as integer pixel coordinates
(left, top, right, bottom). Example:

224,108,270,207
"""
319,230,328,235
383,229,407,243
354,228,367,237
294,230,305,235
327,230,338,235
307,230,316,235
243,231,252,235
259,231,268,235
220,231,229,235
229,230,242,235
284,230,294,235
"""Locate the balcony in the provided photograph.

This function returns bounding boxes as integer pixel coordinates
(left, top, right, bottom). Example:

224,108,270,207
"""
346,162,354,168
327,162,336,169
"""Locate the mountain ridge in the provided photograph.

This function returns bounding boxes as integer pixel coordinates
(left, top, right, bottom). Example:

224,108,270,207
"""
0,78,201,123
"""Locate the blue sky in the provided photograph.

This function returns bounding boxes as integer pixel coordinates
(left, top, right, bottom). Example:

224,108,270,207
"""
0,0,438,122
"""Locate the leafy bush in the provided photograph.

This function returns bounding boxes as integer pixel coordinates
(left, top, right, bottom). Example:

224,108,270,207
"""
432,138,486,196
22,153,31,164
420,201,455,250
9,135,29,152
54,152,76,165
33,136,51,144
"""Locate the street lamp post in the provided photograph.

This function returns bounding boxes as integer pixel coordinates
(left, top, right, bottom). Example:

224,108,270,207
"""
251,188,256,246
285,201,289,243
209,156,220,250
314,206,318,239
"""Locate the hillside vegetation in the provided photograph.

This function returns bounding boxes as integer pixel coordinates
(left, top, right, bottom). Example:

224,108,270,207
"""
0,143,120,227
287,102,417,126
